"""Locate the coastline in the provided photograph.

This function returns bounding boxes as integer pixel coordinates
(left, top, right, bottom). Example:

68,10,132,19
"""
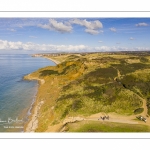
23,75,44,132
43,56,60,65
24,57,59,132
23,53,150,132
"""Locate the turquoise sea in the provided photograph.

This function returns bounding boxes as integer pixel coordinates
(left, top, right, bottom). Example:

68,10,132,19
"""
0,54,55,132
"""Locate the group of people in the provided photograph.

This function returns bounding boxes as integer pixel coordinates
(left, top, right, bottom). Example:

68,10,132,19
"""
98,115,109,121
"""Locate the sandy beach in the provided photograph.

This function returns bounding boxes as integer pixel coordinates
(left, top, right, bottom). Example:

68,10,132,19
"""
23,75,43,132
43,56,60,65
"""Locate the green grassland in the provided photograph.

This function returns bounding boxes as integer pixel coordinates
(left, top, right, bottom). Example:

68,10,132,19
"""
25,52,150,132
65,120,150,132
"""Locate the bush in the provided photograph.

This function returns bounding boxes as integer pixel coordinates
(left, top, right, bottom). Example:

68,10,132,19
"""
72,100,82,111
134,108,144,115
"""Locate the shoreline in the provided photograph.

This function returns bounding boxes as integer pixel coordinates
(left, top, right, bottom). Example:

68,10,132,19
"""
23,75,43,132
24,57,59,132
43,56,60,65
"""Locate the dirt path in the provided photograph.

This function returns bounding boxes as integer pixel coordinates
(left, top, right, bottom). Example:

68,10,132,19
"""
62,111,150,130
134,93,148,117
85,112,139,124
60,67,150,130
113,67,121,81
50,110,150,132
112,67,149,123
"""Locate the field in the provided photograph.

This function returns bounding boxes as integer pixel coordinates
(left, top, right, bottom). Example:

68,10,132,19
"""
66,120,150,132
24,51,150,132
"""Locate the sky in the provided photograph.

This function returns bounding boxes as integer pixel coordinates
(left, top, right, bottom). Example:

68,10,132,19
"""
0,18,150,54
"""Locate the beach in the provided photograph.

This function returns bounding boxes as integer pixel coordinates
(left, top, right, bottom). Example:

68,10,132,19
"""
43,56,60,65
24,57,60,132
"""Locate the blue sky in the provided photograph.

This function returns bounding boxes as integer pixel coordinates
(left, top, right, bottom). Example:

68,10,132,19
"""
0,18,150,53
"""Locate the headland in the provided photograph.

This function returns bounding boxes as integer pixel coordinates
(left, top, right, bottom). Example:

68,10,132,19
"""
24,52,150,132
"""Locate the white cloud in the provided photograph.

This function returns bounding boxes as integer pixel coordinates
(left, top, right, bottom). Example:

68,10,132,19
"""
94,46,125,51
95,46,110,51
38,19,72,33
29,36,37,38
130,37,134,40
135,47,150,51
70,19,103,35
85,29,99,35
13,18,48,28
0,39,87,51
38,19,104,35
109,27,117,32
7,28,16,32
135,22,149,27
0,40,22,50
98,41,103,43
0,39,149,52
70,19,103,29
94,46,149,52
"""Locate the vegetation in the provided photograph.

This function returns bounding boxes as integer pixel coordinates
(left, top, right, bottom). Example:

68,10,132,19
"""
25,52,150,132
134,108,144,115
66,120,150,132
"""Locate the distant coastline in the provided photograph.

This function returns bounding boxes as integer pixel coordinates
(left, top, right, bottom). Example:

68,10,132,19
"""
43,57,60,65
32,54,60,65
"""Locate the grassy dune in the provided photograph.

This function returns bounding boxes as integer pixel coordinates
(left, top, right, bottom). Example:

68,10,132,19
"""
25,52,150,132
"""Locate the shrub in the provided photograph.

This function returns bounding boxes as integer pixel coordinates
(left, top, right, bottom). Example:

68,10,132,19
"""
72,100,82,111
134,108,144,115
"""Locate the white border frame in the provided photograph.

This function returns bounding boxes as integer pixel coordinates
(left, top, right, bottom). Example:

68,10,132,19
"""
0,11,150,139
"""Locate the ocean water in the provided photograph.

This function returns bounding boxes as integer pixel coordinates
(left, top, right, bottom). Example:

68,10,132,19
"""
0,54,55,132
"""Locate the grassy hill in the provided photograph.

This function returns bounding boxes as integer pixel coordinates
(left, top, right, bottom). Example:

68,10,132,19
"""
24,52,150,132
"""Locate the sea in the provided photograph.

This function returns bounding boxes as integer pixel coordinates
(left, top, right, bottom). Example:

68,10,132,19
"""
0,54,55,132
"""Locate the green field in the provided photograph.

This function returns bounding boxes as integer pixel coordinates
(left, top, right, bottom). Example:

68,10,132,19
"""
66,120,150,132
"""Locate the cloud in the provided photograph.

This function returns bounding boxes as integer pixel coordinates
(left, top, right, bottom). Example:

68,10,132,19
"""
85,29,99,35
116,42,120,44
70,19,103,35
70,19,103,30
7,28,16,32
17,18,103,35
95,46,110,51
94,46,150,52
98,41,103,43
109,27,116,32
0,39,149,52
0,40,22,50
130,37,134,40
12,18,49,28
29,36,37,38
135,22,149,27
135,47,150,51
38,19,72,33
0,39,87,51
